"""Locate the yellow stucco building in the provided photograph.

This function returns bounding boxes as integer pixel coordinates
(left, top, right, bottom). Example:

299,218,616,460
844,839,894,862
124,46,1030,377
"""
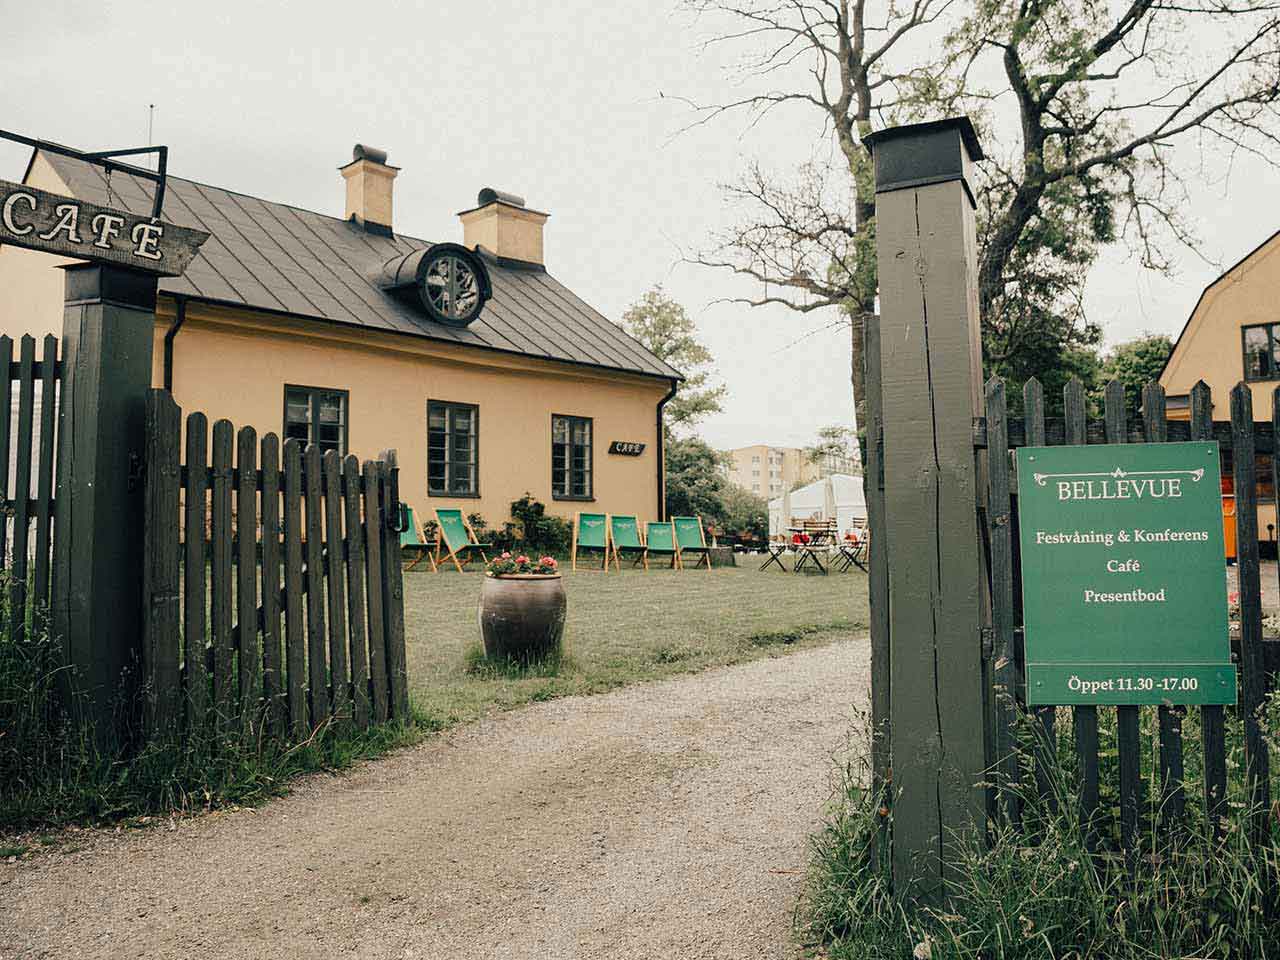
1160,229,1280,548
0,144,681,533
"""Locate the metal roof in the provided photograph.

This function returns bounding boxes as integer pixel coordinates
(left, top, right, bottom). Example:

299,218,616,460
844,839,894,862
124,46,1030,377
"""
39,152,682,382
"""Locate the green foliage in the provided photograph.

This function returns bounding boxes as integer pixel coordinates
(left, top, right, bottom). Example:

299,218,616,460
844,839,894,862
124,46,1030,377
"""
508,493,572,556
0,598,430,830
801,707,1280,960
663,436,730,523
1100,334,1174,415
621,286,724,435
720,483,769,540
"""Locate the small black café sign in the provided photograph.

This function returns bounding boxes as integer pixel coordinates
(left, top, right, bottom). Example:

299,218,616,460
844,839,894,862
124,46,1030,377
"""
608,441,646,456
1,179,207,277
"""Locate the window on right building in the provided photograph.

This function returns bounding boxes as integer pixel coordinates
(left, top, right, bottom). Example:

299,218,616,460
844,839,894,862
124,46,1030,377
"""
1243,323,1280,381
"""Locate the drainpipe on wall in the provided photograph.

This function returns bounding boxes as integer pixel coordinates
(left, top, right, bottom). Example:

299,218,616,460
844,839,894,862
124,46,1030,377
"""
162,296,187,393
656,379,678,520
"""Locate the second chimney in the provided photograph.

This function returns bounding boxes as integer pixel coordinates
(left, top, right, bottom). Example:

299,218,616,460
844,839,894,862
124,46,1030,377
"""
459,188,549,266
340,144,399,235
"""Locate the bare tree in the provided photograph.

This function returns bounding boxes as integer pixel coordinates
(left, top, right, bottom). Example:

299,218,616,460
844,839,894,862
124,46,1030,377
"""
679,0,957,429
955,0,1280,385
682,0,1280,418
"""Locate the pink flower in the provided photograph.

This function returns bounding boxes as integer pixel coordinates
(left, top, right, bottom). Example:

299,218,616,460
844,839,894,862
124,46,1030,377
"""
516,555,530,564
501,551,512,559
541,557,557,568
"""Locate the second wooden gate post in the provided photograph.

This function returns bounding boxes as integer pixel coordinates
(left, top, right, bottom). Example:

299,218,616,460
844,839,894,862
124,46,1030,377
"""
52,263,159,739
864,118,989,899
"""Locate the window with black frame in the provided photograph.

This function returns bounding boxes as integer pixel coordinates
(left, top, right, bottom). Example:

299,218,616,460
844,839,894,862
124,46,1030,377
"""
427,401,479,496
552,414,592,500
283,385,347,455
1242,323,1280,381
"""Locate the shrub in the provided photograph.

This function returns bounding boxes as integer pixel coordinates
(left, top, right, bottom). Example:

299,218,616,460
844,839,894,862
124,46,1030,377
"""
509,493,572,556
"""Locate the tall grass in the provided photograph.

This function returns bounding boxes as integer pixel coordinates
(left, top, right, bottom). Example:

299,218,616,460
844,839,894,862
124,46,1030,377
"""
0,596,430,831
801,705,1280,959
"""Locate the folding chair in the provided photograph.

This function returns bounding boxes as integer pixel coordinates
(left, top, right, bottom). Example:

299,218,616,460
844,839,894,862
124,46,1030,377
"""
434,507,491,572
835,524,868,573
609,515,648,570
400,505,437,572
672,515,712,571
644,521,680,569
792,520,832,574
759,539,789,572
572,511,611,571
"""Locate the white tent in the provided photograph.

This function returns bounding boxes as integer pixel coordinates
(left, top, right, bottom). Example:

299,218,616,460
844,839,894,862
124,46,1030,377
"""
768,473,867,536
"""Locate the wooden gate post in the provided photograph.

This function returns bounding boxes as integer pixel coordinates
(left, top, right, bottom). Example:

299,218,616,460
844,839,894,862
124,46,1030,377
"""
52,263,158,739
864,118,989,899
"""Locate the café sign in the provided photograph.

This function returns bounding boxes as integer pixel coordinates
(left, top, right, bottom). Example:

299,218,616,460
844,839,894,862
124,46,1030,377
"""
608,441,646,456
0,178,207,277
1015,441,1237,706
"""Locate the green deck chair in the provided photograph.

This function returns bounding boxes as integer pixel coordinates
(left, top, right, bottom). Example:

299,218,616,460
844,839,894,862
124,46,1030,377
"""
434,507,491,572
644,521,680,569
672,515,712,570
609,515,648,571
572,511,611,571
400,505,437,572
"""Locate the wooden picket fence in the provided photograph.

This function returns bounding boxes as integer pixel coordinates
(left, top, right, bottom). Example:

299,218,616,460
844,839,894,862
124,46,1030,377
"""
0,333,59,639
141,389,409,740
975,375,1276,851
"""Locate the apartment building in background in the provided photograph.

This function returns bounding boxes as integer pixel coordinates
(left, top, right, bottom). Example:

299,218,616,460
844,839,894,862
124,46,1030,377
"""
722,444,856,498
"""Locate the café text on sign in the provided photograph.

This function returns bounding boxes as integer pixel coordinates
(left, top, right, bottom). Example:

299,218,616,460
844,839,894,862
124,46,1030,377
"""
0,179,208,277
1015,441,1237,706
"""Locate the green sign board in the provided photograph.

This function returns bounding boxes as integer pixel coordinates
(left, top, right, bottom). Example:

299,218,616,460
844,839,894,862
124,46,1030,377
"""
1016,441,1236,706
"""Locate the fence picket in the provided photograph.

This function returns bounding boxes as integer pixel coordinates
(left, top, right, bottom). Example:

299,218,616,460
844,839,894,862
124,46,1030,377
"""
1103,380,1143,858
236,426,259,729
323,450,350,724
1022,378,1058,814
1142,382,1186,834
362,459,389,723
1229,383,1272,850
303,444,329,726
985,377,1019,823
1064,378,1101,849
9,335,35,644
380,453,409,719
0,335,11,572
343,455,370,729
183,413,209,729
33,334,57,607
282,439,307,738
260,434,284,736
210,420,235,733
142,391,182,733
1191,381,1228,838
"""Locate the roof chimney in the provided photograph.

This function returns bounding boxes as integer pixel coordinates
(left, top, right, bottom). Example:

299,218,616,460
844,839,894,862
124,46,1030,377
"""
340,144,399,236
458,188,549,266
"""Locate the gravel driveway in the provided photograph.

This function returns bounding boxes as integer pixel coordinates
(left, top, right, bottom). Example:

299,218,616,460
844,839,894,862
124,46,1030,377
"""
1,638,868,960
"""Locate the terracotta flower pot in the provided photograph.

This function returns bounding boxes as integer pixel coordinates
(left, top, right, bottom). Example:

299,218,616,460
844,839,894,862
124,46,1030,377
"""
478,573,567,663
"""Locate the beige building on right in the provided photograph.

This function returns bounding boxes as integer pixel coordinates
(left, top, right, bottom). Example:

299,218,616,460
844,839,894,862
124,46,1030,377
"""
1160,228,1280,420
723,444,855,498
1160,228,1280,550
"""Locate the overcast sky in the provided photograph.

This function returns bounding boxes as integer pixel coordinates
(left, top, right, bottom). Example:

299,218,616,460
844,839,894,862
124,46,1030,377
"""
3,1,1277,450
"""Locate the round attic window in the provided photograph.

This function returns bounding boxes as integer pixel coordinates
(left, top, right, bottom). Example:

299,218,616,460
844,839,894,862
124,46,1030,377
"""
420,249,484,325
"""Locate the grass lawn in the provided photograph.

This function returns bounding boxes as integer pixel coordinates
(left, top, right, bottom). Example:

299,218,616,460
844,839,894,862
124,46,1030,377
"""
403,562,869,730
